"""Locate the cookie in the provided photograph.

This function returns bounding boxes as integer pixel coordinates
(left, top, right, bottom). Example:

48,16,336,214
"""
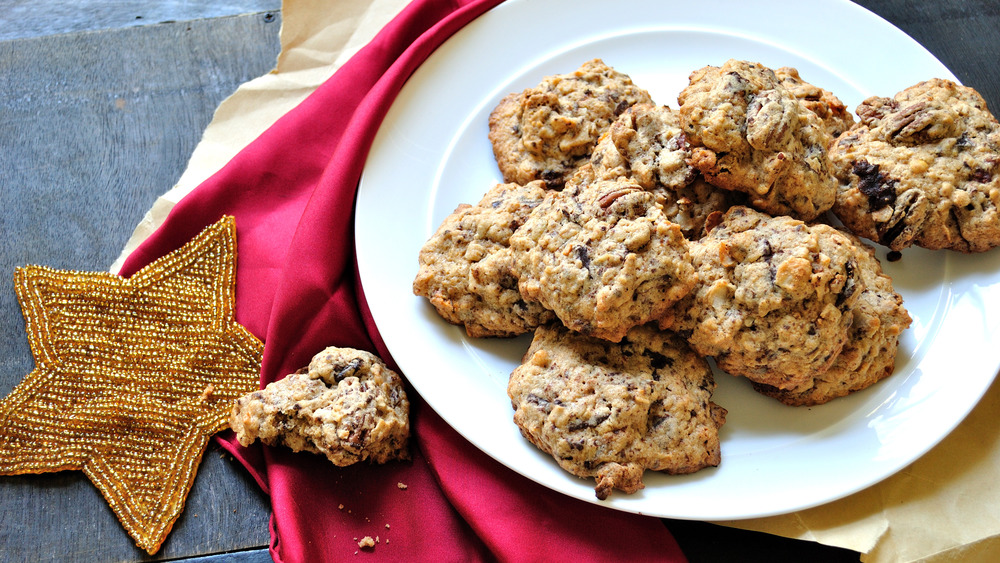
510,175,697,342
775,66,855,139
230,347,410,466
654,175,745,240
413,181,555,337
671,206,863,391
488,59,654,188
829,78,1000,252
507,323,726,500
678,59,837,220
590,103,697,190
588,103,742,238
751,233,911,405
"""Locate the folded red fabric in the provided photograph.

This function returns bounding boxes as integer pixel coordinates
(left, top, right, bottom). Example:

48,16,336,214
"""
120,0,688,561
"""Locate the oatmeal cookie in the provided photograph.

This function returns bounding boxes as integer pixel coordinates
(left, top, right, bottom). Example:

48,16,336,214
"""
230,347,410,466
678,59,837,220
752,233,911,405
672,206,863,391
775,66,855,139
510,176,696,342
588,103,741,238
488,59,654,188
590,103,697,190
508,323,726,500
413,181,555,337
829,78,1000,252
653,175,745,240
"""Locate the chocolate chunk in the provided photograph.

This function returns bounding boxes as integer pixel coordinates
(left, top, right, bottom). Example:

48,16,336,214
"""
852,160,897,209
972,168,993,183
334,358,363,382
644,350,674,370
574,245,591,269
879,217,909,247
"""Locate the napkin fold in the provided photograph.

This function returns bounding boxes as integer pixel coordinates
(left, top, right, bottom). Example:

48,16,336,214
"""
119,0,687,561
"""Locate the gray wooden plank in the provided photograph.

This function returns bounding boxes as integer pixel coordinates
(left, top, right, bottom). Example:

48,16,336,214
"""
179,548,273,563
1,1,282,40
0,12,280,562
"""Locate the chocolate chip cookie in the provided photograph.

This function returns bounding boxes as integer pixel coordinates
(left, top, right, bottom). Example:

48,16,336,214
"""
830,78,1000,252
508,323,726,500
588,103,742,238
230,347,410,466
671,206,863,391
590,103,697,190
510,175,697,343
413,181,555,337
488,59,654,188
775,66,855,139
751,232,912,405
678,59,838,220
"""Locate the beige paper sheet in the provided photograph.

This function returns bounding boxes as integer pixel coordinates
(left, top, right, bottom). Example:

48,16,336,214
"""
115,1,1000,560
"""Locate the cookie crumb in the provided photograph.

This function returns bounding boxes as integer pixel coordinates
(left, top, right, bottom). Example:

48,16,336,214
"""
338,504,344,510
358,536,376,549
385,523,390,529
397,482,407,490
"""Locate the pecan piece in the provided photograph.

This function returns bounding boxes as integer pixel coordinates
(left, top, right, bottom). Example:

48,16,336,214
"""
856,96,898,126
597,186,640,209
886,101,957,142
745,89,797,151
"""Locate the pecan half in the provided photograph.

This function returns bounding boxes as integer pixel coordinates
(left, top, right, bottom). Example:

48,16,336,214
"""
745,89,797,151
597,186,640,209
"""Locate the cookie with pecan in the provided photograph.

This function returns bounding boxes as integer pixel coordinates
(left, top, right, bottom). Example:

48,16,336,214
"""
413,181,555,337
589,103,742,238
590,103,697,190
830,78,1000,252
508,323,726,500
678,59,837,220
510,175,696,342
751,232,911,405
775,66,855,139
671,206,863,392
230,347,410,466
488,59,653,188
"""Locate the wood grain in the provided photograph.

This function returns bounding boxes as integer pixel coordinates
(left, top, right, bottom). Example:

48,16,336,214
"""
0,1,281,41
0,12,280,563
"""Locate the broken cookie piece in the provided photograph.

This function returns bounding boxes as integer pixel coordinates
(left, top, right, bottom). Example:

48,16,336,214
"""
230,347,410,465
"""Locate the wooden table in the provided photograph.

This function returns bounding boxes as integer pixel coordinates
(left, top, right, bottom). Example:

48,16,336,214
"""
1,1,997,561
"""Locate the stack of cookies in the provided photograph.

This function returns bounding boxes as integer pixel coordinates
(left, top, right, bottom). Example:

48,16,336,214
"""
413,58,1000,499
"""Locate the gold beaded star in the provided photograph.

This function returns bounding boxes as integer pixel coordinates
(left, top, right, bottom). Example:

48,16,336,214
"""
0,216,262,554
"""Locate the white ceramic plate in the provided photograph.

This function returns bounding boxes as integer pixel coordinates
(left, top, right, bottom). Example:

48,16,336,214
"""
356,0,1000,519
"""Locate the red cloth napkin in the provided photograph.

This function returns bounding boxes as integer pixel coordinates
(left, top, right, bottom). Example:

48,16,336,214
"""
121,0,689,561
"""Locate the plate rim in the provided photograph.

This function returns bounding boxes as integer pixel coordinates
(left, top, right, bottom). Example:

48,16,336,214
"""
356,0,999,520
